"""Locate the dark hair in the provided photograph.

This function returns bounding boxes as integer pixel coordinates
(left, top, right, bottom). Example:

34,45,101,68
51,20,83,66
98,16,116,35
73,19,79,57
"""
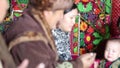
94,39,108,59
64,4,77,14
107,38,120,44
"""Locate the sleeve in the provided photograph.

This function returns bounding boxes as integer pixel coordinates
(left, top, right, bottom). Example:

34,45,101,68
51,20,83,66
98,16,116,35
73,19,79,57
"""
10,41,84,68
7,30,83,68
10,41,57,68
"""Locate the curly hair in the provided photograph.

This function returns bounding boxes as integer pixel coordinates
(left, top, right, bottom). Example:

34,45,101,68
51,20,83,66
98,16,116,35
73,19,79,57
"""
29,0,73,11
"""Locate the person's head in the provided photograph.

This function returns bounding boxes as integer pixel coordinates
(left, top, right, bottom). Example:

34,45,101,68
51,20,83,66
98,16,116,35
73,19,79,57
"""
29,0,73,29
58,4,78,32
0,0,9,22
28,0,73,54
104,38,120,62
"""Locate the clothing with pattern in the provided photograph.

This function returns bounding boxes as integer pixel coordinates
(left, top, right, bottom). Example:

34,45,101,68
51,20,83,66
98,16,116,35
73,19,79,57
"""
52,29,72,61
99,58,120,68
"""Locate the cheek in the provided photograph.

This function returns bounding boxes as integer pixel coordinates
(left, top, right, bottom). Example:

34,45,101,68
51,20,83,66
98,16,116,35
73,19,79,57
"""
104,51,108,56
0,1,9,14
1,1,9,10
0,9,8,22
58,11,64,20
114,52,120,57
63,18,69,25
71,18,75,25
66,18,73,24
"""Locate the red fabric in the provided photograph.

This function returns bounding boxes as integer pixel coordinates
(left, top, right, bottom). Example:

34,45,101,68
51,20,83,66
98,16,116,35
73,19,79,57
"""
90,59,100,68
105,61,112,68
72,55,79,60
111,0,120,37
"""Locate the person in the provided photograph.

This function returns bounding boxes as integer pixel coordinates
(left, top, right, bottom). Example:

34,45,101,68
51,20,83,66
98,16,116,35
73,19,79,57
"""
52,4,78,61
92,38,120,68
0,0,9,23
0,0,16,68
0,0,46,68
3,0,96,68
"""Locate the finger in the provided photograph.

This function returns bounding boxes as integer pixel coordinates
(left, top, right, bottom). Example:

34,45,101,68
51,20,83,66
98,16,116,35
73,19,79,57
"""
88,53,96,63
36,63,45,68
80,53,95,59
94,61,99,68
90,53,96,60
17,59,29,68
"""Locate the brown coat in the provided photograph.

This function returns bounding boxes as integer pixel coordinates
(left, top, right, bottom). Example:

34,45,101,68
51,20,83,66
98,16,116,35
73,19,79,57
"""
3,10,83,68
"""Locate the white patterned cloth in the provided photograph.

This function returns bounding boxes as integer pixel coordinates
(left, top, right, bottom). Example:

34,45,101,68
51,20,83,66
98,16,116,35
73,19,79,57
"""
52,29,72,61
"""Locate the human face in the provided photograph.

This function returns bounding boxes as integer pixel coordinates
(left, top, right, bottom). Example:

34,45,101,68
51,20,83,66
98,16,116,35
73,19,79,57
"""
59,8,78,32
104,41,120,62
45,10,64,29
0,0,9,22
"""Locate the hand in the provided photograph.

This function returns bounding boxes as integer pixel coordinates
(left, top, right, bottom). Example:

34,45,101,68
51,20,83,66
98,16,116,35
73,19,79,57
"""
17,59,45,68
79,53,96,68
36,63,45,68
17,59,29,68
93,61,99,68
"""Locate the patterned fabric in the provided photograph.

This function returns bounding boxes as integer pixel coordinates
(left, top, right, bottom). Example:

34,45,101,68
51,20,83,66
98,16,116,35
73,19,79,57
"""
111,0,120,37
0,0,12,32
70,0,111,58
52,29,72,61
0,19,12,32
12,0,28,19
0,0,29,32
99,58,120,68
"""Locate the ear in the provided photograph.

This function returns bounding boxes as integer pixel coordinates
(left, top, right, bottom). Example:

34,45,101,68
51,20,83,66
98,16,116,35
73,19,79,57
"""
43,11,53,17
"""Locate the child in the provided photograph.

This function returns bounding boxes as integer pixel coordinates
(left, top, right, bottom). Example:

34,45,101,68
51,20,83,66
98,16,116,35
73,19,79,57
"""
93,38,120,68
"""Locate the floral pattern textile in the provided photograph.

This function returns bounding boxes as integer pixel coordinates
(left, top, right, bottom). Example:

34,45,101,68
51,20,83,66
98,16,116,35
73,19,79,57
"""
12,0,28,19
52,29,72,61
70,0,111,58
0,0,29,32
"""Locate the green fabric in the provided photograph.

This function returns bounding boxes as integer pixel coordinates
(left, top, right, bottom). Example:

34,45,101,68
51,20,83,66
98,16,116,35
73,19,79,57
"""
77,2,92,13
17,0,29,4
99,58,120,68
111,59,120,68
105,0,111,14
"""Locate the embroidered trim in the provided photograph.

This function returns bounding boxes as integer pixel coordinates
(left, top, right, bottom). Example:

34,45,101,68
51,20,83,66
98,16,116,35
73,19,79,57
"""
9,31,48,50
